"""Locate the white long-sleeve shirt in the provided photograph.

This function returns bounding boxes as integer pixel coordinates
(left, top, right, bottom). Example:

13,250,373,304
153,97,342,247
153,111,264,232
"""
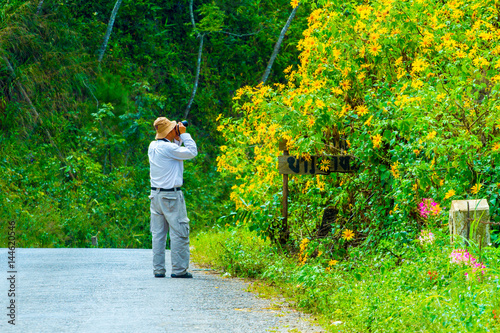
148,133,198,189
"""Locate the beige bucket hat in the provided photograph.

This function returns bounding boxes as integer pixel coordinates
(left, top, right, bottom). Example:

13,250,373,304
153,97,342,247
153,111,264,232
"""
154,117,176,139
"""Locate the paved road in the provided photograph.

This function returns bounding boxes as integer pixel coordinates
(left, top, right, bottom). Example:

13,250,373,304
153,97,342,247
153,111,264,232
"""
0,248,324,333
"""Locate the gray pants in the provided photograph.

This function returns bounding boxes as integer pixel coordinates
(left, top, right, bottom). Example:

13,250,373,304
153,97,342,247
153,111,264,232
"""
149,189,190,275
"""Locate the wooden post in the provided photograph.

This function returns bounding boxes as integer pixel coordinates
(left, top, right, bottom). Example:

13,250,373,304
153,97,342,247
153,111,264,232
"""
449,199,490,247
282,148,289,228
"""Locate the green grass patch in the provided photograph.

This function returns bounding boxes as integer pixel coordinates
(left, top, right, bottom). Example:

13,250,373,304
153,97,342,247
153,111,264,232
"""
192,226,500,332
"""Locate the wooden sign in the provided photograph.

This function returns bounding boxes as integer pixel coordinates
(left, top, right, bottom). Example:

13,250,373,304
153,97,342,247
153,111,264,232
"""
278,155,353,174
278,138,357,236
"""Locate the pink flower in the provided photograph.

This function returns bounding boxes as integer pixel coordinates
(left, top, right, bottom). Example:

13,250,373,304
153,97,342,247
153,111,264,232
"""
419,199,441,218
450,249,486,277
418,229,435,245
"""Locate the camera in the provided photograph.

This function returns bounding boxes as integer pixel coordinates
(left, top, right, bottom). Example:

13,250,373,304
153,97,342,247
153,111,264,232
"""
175,120,189,136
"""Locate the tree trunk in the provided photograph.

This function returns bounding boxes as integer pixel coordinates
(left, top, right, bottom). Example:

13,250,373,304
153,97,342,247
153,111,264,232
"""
184,0,204,119
184,33,204,119
261,4,299,84
36,0,44,15
98,0,123,63
189,0,197,34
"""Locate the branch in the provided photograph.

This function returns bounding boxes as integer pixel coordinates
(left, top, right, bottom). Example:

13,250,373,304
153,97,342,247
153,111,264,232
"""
441,82,470,131
468,107,490,130
261,4,300,84
397,7,424,37
98,0,123,63
184,33,205,119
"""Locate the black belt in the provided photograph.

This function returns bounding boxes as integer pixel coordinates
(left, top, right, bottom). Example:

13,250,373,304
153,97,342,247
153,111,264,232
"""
151,187,182,192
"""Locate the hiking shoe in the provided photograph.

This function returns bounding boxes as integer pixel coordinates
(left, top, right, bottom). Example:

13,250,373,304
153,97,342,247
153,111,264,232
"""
171,272,193,278
154,272,166,278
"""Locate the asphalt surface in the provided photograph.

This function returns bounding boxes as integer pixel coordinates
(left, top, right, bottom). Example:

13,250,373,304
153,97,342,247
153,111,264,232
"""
0,248,324,333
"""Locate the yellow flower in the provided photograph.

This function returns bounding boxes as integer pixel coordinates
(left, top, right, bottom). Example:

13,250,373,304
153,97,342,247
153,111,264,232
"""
342,229,355,241
328,259,339,266
369,32,380,42
479,32,493,41
444,189,456,200
411,79,424,89
340,80,351,91
364,115,373,126
331,47,341,60
368,42,382,56
356,4,373,19
473,57,490,68
395,56,403,67
389,204,399,215
357,71,366,82
290,0,299,8
308,116,315,127
391,161,400,178
359,46,366,58
413,149,420,156
412,58,428,72
332,87,343,95
316,99,326,108
356,105,369,116
339,104,351,117
426,131,437,140
493,142,500,151
372,134,383,148
300,238,309,250
392,28,401,36
431,203,442,215
320,159,330,172
436,93,446,101
216,113,223,121
471,183,482,195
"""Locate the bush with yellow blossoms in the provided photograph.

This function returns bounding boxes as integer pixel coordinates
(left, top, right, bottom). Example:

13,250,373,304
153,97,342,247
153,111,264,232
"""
217,0,500,246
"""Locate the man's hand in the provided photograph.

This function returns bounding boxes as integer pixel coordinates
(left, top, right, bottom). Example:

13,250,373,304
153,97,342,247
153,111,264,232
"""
178,122,187,135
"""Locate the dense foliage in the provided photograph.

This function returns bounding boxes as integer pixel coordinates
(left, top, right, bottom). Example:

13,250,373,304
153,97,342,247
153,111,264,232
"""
217,0,500,252
0,0,310,247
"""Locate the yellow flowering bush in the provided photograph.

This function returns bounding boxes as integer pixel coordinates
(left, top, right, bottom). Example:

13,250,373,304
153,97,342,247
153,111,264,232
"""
218,0,500,244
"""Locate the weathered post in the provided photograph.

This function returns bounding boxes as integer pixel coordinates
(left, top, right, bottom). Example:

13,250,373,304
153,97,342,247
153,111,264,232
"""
449,199,490,247
91,235,98,247
279,140,290,244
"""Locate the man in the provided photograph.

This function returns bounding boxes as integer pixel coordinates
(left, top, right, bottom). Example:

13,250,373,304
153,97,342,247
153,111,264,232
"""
148,117,197,278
